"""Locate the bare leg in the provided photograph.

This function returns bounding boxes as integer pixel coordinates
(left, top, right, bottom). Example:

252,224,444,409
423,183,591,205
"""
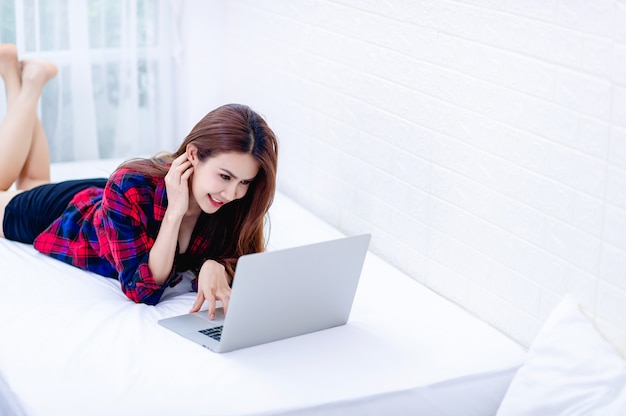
0,45,57,239
0,48,57,191
0,46,50,189
16,61,52,190
0,45,22,238
0,45,20,109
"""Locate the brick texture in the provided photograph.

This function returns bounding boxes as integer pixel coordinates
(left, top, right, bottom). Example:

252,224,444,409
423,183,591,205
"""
184,0,626,354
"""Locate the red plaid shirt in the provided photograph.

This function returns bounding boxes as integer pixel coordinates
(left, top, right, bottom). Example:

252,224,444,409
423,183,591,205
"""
33,167,220,305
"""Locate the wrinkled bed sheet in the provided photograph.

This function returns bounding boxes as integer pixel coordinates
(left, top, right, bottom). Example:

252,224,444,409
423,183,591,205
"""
0,159,525,416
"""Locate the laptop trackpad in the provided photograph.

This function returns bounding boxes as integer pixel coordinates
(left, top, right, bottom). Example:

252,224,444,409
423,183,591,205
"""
191,308,225,324
159,308,225,336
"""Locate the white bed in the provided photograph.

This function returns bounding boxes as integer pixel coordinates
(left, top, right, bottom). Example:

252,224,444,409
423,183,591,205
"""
0,159,526,416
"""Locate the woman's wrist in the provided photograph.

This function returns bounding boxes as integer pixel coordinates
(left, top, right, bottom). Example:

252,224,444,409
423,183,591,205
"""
199,259,232,285
162,207,185,224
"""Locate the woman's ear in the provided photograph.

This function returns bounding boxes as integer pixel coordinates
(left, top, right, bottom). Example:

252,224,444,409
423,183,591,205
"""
186,144,199,165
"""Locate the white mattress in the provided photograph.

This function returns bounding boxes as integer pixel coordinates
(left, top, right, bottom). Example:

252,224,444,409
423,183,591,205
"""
0,159,526,416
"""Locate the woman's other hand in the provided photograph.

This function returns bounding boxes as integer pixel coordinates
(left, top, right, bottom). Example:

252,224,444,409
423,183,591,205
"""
164,153,193,218
190,260,232,320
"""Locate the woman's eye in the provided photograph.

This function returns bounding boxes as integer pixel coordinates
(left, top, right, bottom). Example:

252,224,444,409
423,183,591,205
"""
220,174,231,181
240,180,251,186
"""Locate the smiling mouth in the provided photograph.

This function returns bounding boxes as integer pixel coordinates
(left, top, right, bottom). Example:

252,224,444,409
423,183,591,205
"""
209,195,225,207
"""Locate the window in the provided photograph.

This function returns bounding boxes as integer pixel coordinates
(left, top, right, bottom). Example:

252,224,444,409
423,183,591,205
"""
0,0,179,162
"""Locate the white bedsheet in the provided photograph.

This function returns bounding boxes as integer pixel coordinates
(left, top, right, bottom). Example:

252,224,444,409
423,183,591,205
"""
0,159,526,416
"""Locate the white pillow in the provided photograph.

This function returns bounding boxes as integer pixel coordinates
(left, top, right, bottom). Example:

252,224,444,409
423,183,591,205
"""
496,295,626,416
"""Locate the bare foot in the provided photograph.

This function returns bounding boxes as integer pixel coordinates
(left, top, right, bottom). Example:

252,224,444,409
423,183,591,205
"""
20,59,58,89
0,44,20,82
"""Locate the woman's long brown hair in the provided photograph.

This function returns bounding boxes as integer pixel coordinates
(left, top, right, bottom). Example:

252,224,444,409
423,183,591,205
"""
120,104,278,275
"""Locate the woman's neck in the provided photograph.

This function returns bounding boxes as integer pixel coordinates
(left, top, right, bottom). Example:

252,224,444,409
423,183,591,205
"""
185,202,201,220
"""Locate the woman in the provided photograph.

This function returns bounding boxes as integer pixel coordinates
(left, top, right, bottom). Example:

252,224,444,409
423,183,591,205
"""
0,45,278,320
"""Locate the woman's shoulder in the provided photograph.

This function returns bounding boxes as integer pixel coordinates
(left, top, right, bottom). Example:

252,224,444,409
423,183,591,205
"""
107,166,163,195
109,164,159,183
103,163,167,219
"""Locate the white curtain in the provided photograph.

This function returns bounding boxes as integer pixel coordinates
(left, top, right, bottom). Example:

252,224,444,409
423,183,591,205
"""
0,0,182,162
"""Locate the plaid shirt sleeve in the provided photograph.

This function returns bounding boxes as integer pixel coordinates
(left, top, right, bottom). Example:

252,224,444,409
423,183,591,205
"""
100,170,172,305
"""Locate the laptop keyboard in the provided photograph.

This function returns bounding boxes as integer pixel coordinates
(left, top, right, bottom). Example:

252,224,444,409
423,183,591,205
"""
199,326,223,341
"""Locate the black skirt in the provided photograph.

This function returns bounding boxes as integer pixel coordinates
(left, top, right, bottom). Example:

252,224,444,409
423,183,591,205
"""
2,178,107,243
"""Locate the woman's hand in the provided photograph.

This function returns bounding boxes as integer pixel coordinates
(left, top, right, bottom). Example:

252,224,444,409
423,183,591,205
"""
190,260,232,320
164,153,193,218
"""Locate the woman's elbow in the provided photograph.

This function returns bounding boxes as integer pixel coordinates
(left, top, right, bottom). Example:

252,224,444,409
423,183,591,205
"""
119,277,164,306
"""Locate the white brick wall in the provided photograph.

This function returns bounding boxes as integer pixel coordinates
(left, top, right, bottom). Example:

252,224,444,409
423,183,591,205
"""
183,0,626,353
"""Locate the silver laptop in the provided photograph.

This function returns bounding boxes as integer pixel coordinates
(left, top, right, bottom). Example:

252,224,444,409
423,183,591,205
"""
158,234,371,353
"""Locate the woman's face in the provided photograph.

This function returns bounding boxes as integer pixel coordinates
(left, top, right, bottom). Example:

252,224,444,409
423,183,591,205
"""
187,148,260,214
